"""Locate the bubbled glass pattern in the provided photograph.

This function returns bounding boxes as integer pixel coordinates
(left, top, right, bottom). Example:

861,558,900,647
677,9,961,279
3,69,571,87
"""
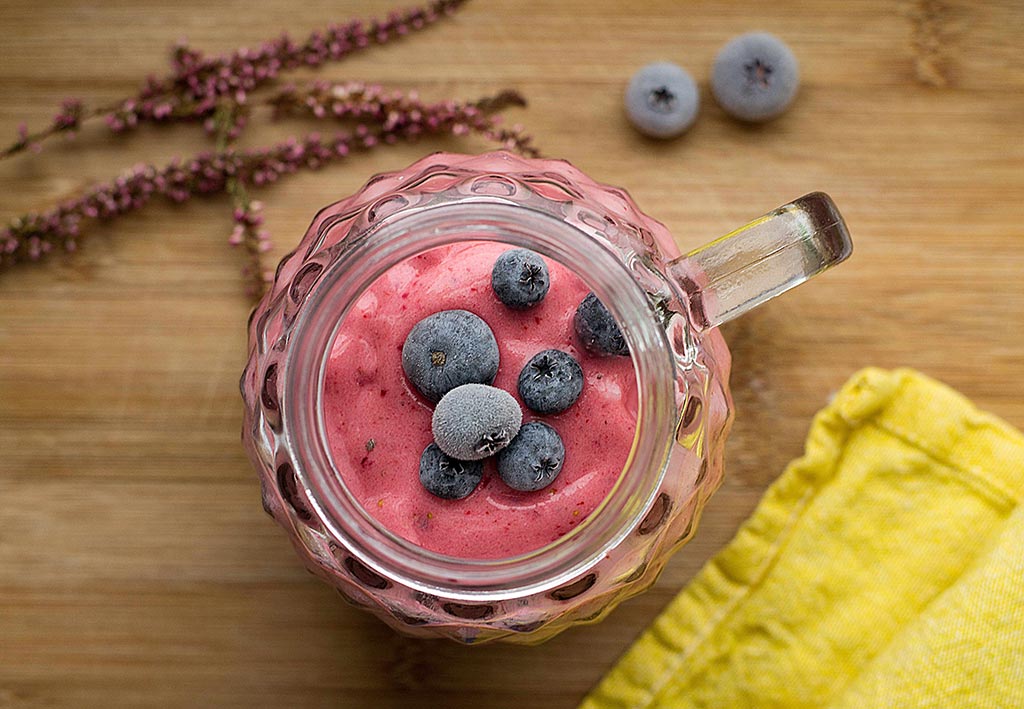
240,152,732,643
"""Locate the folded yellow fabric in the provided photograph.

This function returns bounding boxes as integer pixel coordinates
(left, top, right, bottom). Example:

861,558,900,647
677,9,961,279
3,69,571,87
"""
582,368,1024,709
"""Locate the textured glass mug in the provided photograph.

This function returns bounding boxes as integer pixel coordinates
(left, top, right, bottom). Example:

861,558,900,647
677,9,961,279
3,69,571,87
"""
240,151,851,644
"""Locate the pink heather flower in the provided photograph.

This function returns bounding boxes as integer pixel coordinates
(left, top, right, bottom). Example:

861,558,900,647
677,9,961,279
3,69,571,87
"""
3,51,532,304
54,99,84,129
5,1,472,161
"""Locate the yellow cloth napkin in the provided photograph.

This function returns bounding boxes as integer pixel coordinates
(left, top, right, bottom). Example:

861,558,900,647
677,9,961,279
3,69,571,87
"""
582,368,1024,709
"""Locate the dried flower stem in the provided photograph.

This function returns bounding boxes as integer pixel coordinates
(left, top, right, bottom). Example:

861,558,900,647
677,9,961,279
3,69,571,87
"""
1,88,534,289
0,1,539,302
269,81,537,157
0,0,467,159
210,102,269,298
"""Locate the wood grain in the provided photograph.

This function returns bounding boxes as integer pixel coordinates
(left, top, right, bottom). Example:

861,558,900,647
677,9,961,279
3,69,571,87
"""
1,1,1022,707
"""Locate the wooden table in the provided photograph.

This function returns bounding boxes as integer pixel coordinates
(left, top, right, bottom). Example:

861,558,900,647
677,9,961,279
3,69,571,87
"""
1,1,1021,706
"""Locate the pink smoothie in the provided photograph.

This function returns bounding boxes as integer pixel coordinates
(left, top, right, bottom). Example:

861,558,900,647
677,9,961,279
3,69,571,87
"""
322,241,638,559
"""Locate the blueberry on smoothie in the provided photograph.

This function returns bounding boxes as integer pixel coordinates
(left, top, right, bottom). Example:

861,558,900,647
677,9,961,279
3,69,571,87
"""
419,443,484,499
574,292,629,356
497,422,565,492
517,349,584,414
432,383,523,461
402,309,500,402
711,32,799,122
491,249,550,310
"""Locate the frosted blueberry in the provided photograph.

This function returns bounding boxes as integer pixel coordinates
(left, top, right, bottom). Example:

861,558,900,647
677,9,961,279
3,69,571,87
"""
491,249,550,310
711,32,799,122
624,62,700,139
401,310,500,403
432,383,523,461
574,292,628,357
419,443,484,500
517,349,584,414
497,422,565,492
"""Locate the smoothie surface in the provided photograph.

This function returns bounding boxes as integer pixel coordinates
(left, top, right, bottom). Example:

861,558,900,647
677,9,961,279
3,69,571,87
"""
322,241,637,559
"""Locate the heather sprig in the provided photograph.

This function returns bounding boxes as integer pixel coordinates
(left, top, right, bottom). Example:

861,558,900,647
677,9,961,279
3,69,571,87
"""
269,81,538,157
1,86,534,298
0,0,538,301
0,0,467,159
212,100,270,298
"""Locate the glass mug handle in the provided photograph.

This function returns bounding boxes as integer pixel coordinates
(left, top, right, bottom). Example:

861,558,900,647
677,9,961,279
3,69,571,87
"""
668,192,852,330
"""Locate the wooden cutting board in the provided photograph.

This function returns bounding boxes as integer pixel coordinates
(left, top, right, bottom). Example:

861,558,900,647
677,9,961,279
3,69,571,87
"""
1,1,1021,706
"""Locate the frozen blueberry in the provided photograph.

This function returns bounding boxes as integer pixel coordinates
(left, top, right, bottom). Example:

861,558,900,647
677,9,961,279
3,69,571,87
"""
402,310,500,403
432,383,523,461
711,32,799,122
419,443,484,500
574,293,628,357
491,249,550,310
518,349,584,415
497,422,565,492
624,62,700,139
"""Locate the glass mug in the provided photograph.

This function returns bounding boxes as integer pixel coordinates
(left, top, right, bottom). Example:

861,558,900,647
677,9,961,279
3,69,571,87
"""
240,151,851,644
